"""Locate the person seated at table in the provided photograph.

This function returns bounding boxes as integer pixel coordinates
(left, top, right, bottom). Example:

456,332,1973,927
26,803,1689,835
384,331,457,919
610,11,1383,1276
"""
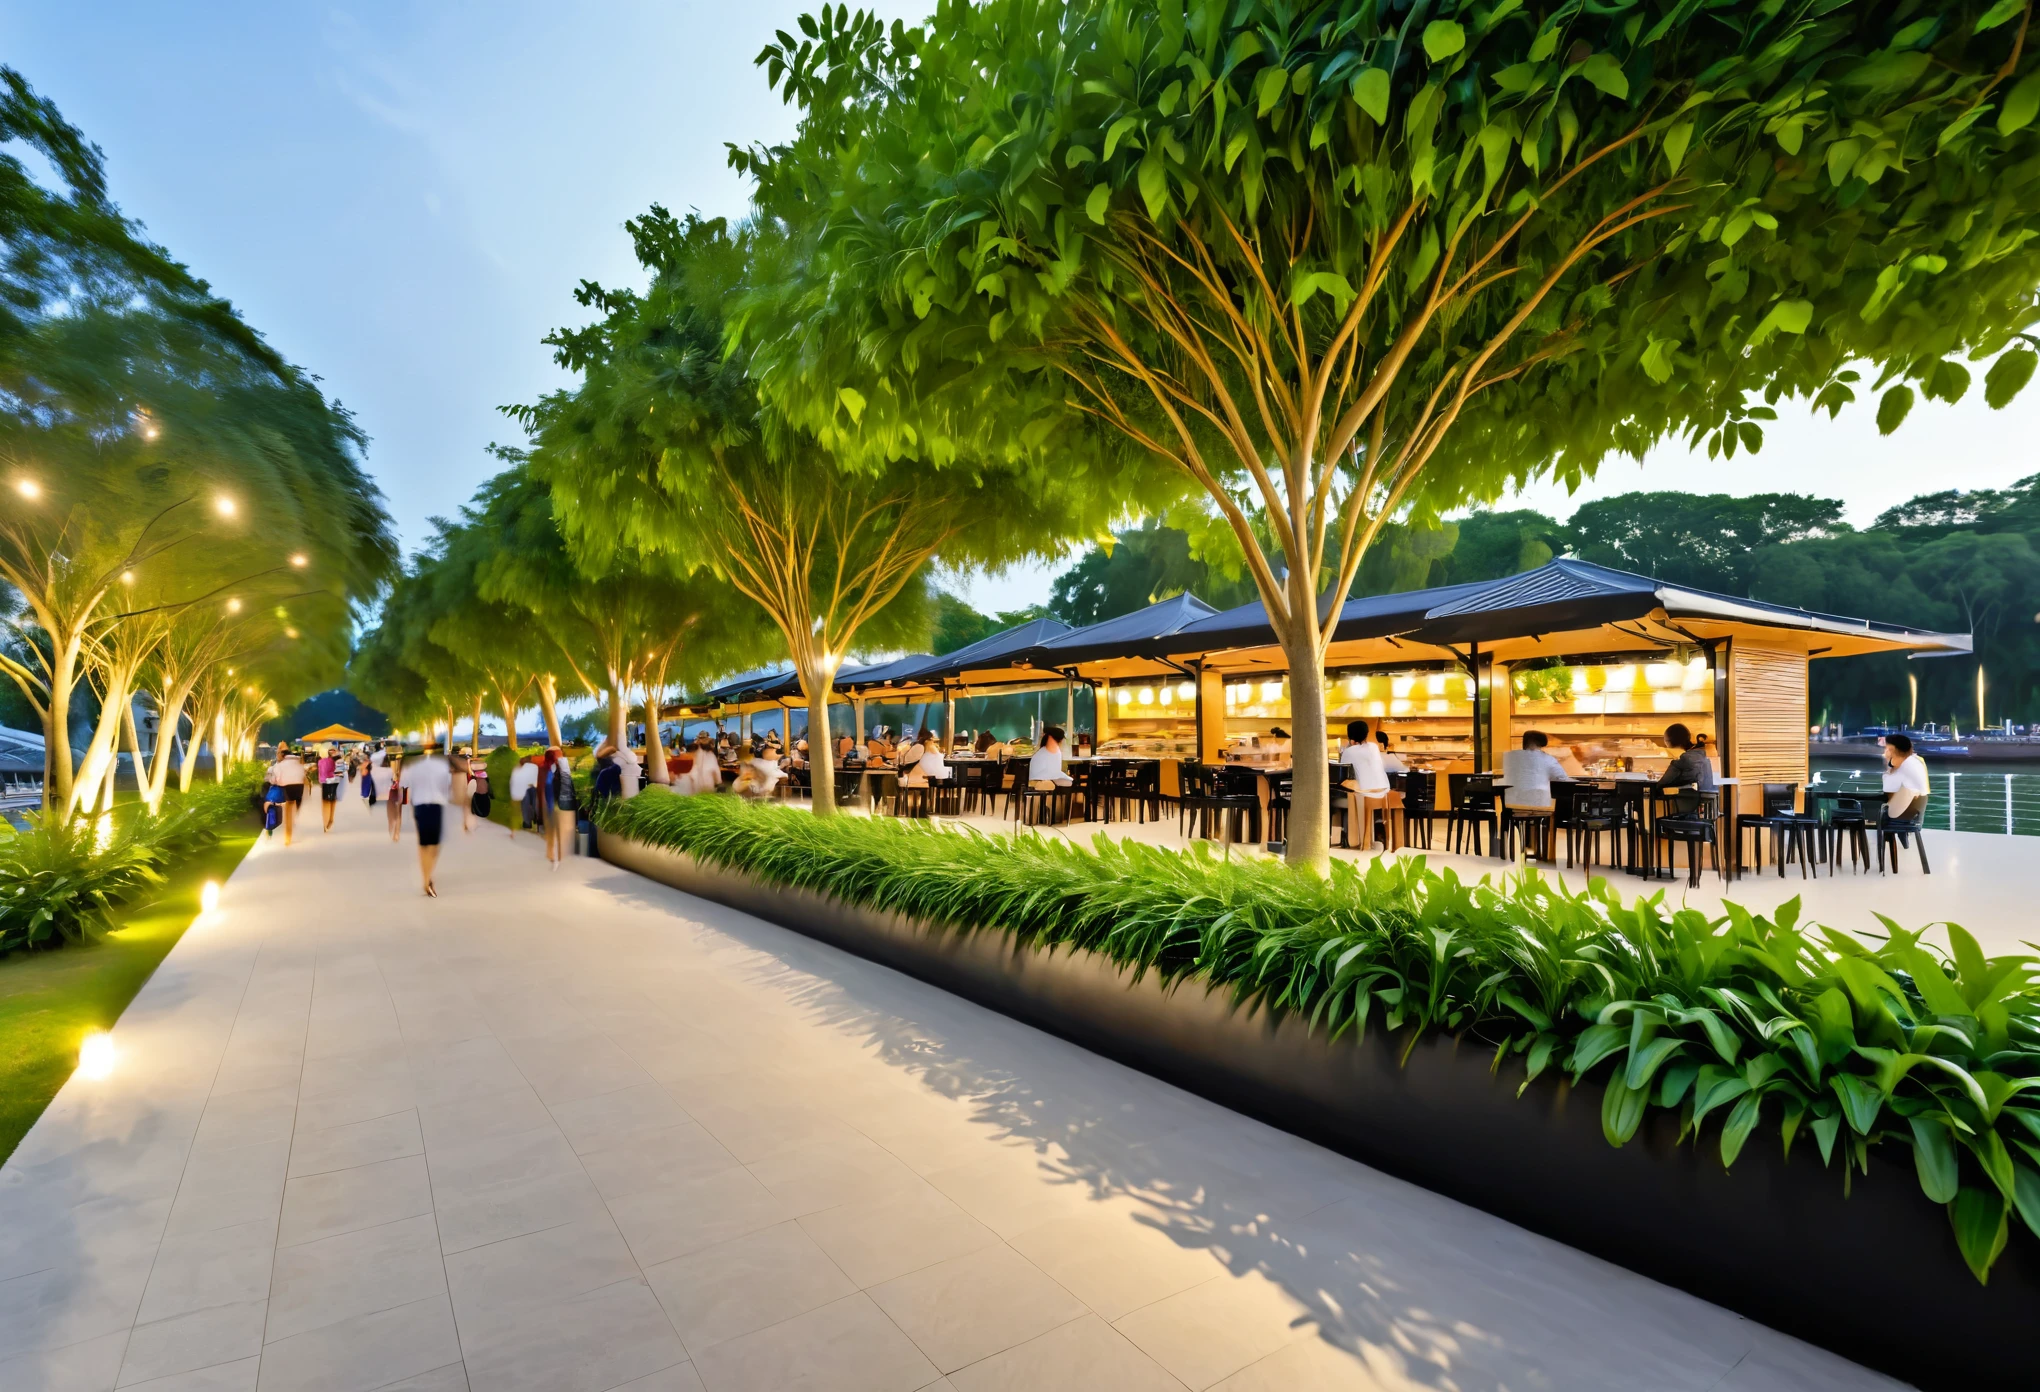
677,735,723,794
1555,742,1592,778
731,743,787,798
1502,731,1569,810
1655,723,1716,815
899,736,952,788
1028,725,1073,789
1376,731,1408,775
1881,733,1929,820
973,730,997,757
1339,720,1399,851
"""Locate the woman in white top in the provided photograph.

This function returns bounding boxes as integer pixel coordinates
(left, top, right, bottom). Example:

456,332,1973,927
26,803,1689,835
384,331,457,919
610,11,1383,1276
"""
1338,720,1398,852
682,736,723,795
899,740,952,788
267,747,307,846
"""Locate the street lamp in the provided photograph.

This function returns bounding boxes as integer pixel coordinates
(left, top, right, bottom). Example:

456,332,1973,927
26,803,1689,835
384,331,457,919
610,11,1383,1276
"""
215,496,237,517
14,478,39,499
226,597,242,613
290,553,308,568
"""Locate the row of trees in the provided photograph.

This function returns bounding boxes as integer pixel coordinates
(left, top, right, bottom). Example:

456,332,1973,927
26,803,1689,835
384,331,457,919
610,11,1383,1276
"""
0,68,396,813
366,0,2040,869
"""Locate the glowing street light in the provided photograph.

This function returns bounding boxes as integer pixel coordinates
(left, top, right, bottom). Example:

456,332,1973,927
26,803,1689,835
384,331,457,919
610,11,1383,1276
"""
200,881,220,912
290,553,308,568
226,597,242,613
215,496,237,517
120,571,134,585
78,1032,116,1080
15,478,39,499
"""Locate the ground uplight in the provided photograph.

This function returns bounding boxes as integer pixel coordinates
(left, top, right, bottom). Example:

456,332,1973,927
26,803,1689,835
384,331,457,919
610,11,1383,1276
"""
78,1032,116,1080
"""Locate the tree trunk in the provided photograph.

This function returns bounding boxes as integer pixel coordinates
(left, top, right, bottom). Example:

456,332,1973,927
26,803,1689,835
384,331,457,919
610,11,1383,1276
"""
1276,617,1331,873
500,694,520,754
43,660,74,812
606,682,627,751
121,697,145,813
471,694,484,750
536,674,563,747
179,702,207,793
644,692,671,784
147,687,189,812
68,673,131,816
213,708,229,782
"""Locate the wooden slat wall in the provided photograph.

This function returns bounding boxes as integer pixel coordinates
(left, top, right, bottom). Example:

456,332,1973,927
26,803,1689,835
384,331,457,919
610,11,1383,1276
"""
1729,641,1809,811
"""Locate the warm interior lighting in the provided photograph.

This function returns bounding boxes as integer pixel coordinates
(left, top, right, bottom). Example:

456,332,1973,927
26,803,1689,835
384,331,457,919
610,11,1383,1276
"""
1426,673,1446,696
1177,682,1195,702
1346,675,1366,698
1137,687,1154,705
1391,674,1415,698
77,1032,116,1081
200,881,220,912
1259,681,1283,703
1606,664,1638,691
1114,687,1131,706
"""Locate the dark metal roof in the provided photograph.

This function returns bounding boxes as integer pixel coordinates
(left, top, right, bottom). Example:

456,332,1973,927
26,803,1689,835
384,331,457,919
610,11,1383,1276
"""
1410,558,1970,650
881,617,1073,686
1116,579,1496,660
1020,592,1220,668
692,665,794,705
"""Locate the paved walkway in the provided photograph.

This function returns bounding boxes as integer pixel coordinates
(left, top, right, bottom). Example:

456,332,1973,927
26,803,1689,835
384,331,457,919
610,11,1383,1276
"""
0,795,1904,1391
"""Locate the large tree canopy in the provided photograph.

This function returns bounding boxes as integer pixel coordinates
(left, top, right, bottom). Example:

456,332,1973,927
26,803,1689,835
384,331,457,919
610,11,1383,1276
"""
746,0,2040,866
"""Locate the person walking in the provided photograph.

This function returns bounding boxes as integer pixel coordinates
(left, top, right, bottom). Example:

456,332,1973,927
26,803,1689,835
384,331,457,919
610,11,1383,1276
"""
370,741,394,807
399,739,452,896
385,750,406,842
360,754,376,806
316,745,342,833
509,754,539,839
266,744,307,846
541,746,575,869
467,754,492,832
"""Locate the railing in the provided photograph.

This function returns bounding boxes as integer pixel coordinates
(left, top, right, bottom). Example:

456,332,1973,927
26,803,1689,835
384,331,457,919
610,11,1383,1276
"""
1807,770,2040,838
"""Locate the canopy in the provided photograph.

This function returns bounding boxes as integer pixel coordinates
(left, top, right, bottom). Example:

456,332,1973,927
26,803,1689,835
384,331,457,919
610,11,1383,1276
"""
298,724,377,743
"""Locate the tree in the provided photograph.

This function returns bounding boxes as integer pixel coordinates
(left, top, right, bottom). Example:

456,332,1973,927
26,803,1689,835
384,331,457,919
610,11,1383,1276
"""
752,0,2040,868
518,210,1070,812
1049,516,1262,624
1570,491,1847,593
1434,508,1570,586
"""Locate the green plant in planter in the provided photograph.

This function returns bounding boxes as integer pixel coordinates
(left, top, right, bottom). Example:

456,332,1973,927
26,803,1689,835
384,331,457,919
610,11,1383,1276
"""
0,770,263,954
595,792,2040,1281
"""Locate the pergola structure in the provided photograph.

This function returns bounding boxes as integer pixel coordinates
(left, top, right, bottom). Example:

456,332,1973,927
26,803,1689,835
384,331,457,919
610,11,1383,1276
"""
668,560,1966,810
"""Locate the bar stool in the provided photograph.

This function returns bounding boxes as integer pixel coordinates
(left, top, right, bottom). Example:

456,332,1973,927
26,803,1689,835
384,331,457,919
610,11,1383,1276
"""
1736,783,1818,879
1823,793,1874,873
1565,786,1627,871
1443,774,1498,856
1651,789,1725,886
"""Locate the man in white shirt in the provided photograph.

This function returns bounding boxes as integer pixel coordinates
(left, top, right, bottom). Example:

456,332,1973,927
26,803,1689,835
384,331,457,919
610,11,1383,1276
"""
267,745,307,846
1882,734,1930,819
1338,720,1395,851
1501,730,1569,811
398,741,453,897
1027,725,1073,788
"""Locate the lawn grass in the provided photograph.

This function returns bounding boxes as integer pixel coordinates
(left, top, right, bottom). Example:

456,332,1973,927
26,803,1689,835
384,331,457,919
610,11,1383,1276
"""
0,823,258,1164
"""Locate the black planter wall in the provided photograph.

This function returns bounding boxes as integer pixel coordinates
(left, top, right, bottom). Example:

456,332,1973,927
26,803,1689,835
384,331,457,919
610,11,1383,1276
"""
598,832,2037,1389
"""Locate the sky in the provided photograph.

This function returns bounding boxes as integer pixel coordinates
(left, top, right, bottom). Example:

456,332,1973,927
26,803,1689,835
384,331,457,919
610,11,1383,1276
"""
7,0,2038,622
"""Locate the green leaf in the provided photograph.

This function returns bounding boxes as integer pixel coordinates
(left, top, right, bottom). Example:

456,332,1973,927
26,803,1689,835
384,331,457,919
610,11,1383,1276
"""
1579,54,1629,100
1875,384,1915,435
1720,1091,1762,1168
1639,337,1677,384
1529,26,1558,62
1825,138,1860,186
2013,1164,2040,1239
1998,71,2040,136
1910,1115,1961,1203
1255,65,1289,116
1351,67,1390,125
1086,183,1111,225
1949,1186,2009,1284
1977,0,2027,31
1137,153,1169,220
836,387,866,424
1290,271,1356,314
1747,299,1812,347
1984,348,2037,409
1663,120,1693,174
1492,63,1541,96
1103,115,1141,161
1422,21,1466,63
1833,1073,1885,1134
1602,1070,1648,1146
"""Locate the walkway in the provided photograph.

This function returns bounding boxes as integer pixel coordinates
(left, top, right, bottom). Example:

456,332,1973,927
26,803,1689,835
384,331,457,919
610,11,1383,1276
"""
0,795,1904,1391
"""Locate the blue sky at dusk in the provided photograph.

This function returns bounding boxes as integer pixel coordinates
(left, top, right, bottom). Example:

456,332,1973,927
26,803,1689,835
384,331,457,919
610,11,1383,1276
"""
6,1,2037,615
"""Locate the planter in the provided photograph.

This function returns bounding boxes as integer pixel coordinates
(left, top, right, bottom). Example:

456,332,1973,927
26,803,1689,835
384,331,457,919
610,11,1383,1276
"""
599,831,2037,1389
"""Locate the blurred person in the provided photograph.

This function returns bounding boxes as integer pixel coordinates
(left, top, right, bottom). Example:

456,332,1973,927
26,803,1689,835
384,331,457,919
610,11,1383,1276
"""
400,740,452,896
316,744,342,832
509,754,540,838
266,744,307,846
384,750,405,841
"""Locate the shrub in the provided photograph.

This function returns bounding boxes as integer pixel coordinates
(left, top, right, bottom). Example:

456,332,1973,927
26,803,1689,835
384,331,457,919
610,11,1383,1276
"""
596,793,2040,1283
0,771,262,954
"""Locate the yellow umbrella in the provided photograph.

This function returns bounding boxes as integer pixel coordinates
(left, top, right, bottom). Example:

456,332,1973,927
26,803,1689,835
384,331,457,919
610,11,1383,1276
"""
298,723,377,743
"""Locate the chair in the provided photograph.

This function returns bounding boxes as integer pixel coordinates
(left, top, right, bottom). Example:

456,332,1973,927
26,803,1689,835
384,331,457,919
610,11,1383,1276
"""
1018,776,1074,826
786,768,812,801
1123,759,1164,824
1500,799,1557,862
1000,758,1032,822
1442,774,1498,857
1565,786,1627,872
929,775,962,816
1178,764,1260,844
1877,800,1931,874
957,760,995,815
1651,789,1725,886
830,766,864,808
1264,771,1293,845
1822,793,1874,874
892,779,932,818
1399,771,1439,850
1736,783,1818,879
1070,761,1112,824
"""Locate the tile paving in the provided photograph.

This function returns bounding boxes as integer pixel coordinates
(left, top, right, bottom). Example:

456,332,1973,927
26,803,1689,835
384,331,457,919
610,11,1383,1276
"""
0,795,1910,1390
